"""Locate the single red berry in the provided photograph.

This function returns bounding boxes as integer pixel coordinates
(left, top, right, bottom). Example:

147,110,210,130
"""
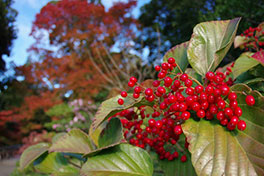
230,116,239,125
205,71,215,81
145,88,153,96
157,86,166,94
164,77,173,85
173,151,179,158
147,95,155,102
245,95,255,106
148,119,156,127
227,122,236,130
155,65,161,71
134,86,141,93
224,107,233,117
180,73,188,81
173,80,181,87
182,111,191,120
180,155,187,162
192,102,200,111
118,98,124,105
168,95,177,104
121,91,127,97
217,100,226,109
230,100,238,109
228,92,237,101
168,57,175,64
237,120,246,131
128,81,135,87
186,87,194,95
130,76,137,83
152,80,160,87
234,107,242,117
185,79,193,87
197,110,205,118
221,85,230,95
205,85,214,94
216,111,225,121
174,125,183,135
195,85,203,94
156,120,163,129
220,118,228,126
133,93,140,99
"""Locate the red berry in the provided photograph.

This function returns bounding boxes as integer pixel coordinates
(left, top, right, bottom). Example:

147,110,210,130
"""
230,116,239,125
130,76,137,83
133,92,140,99
186,87,194,95
157,86,166,94
145,88,153,96
221,85,230,95
174,125,183,135
134,86,141,93
164,77,173,86
173,80,181,87
128,81,135,87
234,107,242,117
217,100,226,109
156,120,163,128
224,107,233,117
228,92,237,101
206,71,215,81
180,73,188,81
216,111,225,121
185,79,193,87
245,95,255,106
155,65,161,71
197,110,205,118
237,120,246,131
180,155,187,162
182,111,190,120
148,119,156,127
118,98,124,105
158,72,166,79
192,102,200,111
152,80,160,87
161,63,169,70
121,91,127,97
168,57,175,64
195,85,203,94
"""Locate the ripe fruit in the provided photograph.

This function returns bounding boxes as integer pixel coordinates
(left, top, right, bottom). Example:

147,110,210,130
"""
245,95,255,106
174,125,183,135
237,120,246,131
121,91,127,97
117,98,124,105
180,155,187,162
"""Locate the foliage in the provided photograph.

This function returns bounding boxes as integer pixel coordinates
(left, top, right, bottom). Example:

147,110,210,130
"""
233,22,264,94
19,18,264,176
138,0,264,62
0,0,17,71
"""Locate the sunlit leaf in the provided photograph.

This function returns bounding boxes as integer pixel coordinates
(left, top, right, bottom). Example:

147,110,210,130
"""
80,144,153,176
49,129,95,154
188,18,241,76
232,52,259,78
234,35,250,49
19,143,50,170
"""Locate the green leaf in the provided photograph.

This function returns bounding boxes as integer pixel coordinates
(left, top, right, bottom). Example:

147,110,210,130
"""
163,41,189,73
35,152,79,175
83,118,124,157
244,78,264,85
182,119,258,176
187,18,241,76
98,117,123,148
49,129,95,154
19,143,50,170
232,52,260,78
80,144,153,176
234,35,250,49
231,84,264,175
89,94,150,137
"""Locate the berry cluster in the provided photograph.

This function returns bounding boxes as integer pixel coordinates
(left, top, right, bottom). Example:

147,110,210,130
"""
241,26,264,51
116,57,255,161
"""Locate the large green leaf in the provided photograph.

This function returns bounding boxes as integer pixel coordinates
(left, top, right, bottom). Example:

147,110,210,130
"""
35,152,79,175
19,143,50,170
182,83,264,176
98,117,123,148
187,18,241,76
182,119,257,176
230,84,264,175
89,94,149,136
163,41,189,73
83,118,124,157
80,144,153,176
49,128,95,154
232,52,259,78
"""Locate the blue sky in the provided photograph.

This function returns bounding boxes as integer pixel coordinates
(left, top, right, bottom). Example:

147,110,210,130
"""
4,0,149,69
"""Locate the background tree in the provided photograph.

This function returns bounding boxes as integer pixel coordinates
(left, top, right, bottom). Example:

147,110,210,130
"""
138,0,264,62
0,0,17,72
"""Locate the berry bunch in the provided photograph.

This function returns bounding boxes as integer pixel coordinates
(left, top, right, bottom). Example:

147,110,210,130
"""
116,57,255,161
241,26,264,51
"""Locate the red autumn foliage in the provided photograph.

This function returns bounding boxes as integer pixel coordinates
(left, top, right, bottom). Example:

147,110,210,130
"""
0,0,138,145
